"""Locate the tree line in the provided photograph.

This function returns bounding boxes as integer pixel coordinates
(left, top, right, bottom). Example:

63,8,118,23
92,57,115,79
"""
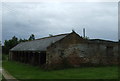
2,34,35,54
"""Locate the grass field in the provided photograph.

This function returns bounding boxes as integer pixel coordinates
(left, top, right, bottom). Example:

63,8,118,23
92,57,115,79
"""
3,61,119,79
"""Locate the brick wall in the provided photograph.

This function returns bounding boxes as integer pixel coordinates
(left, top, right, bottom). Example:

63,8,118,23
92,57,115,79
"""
46,32,119,69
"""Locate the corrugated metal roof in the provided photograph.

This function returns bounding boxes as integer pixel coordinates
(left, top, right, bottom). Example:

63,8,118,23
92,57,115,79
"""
89,39,118,43
10,34,68,51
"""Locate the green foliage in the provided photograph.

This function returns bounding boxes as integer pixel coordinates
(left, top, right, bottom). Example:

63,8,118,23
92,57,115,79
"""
19,38,28,43
3,36,19,54
2,34,35,54
29,34,35,41
3,61,118,79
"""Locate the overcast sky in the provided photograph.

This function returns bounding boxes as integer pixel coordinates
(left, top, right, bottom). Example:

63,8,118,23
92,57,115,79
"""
2,2,118,44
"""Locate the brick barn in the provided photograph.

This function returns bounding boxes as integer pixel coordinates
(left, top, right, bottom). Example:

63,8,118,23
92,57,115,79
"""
9,31,119,69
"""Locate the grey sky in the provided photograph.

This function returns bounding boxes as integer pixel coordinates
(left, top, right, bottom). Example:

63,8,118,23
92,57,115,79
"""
2,2,118,44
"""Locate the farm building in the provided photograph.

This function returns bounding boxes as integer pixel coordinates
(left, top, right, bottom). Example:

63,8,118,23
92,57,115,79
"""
9,31,119,69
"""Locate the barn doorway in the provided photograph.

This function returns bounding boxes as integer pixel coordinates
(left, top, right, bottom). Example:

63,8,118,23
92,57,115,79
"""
40,52,46,65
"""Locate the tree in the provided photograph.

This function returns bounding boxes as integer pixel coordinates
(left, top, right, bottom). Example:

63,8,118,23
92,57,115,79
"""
3,36,19,54
29,34,35,41
19,38,28,43
3,34,36,54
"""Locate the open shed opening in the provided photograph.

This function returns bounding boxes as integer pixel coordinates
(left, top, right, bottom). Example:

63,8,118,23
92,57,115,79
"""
40,51,46,65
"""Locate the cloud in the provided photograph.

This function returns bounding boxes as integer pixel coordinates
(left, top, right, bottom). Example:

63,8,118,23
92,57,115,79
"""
2,2,118,44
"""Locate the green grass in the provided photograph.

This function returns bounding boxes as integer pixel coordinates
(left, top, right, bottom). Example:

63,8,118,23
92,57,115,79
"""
3,61,119,79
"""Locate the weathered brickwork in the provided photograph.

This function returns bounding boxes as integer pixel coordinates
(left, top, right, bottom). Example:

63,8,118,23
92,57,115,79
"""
46,32,118,68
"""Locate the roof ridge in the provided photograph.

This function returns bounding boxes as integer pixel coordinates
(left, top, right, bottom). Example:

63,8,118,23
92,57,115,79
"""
36,33,69,40
19,33,70,43
89,39,117,43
